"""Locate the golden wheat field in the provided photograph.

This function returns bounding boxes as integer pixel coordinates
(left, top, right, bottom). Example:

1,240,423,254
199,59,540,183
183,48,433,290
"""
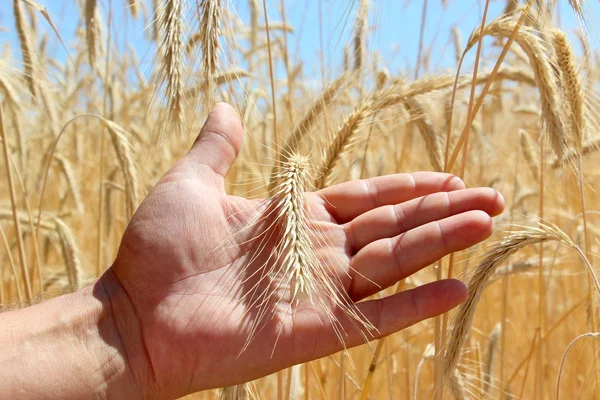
3,0,600,398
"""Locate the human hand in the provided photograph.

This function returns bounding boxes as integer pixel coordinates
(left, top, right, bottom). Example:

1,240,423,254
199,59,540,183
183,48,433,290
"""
103,103,505,398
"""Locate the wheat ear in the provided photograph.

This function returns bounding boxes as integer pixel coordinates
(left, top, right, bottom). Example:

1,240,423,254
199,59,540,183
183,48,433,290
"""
240,152,374,354
482,323,501,395
551,29,586,148
14,0,37,97
466,15,567,158
199,0,222,111
519,129,540,181
159,0,183,131
53,154,84,214
84,0,99,67
403,97,443,171
100,118,139,220
353,0,368,74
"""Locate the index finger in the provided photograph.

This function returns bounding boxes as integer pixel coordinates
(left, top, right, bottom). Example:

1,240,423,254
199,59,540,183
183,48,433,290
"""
316,172,465,223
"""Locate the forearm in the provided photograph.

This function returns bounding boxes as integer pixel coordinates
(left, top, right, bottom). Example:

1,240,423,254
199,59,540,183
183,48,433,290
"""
0,270,150,399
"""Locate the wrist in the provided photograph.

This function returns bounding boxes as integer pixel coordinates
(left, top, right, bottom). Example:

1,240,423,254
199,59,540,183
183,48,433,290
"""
0,269,154,399
96,267,159,399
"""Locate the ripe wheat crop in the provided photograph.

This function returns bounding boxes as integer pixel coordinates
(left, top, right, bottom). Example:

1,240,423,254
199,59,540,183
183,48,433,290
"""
2,0,600,399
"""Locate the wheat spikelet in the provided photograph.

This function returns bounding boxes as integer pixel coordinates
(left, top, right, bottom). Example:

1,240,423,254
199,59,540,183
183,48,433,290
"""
552,29,586,148
14,0,36,97
466,15,567,158
519,129,539,181
199,0,222,111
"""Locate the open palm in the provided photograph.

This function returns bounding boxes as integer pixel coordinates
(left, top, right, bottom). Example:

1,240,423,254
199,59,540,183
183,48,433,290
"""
105,103,504,398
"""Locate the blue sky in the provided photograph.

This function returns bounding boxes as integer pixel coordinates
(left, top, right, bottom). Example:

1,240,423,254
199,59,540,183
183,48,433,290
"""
0,1,596,80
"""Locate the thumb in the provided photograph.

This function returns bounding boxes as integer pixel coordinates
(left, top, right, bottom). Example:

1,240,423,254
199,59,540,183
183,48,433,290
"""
177,102,243,187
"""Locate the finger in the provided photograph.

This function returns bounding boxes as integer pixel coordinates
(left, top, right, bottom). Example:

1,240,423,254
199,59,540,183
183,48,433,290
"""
291,280,467,363
346,188,505,252
354,279,468,341
317,172,465,224
174,103,243,188
349,210,493,301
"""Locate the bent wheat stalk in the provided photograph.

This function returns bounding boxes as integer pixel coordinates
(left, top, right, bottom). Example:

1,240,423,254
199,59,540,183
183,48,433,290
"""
556,332,600,400
445,222,600,382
